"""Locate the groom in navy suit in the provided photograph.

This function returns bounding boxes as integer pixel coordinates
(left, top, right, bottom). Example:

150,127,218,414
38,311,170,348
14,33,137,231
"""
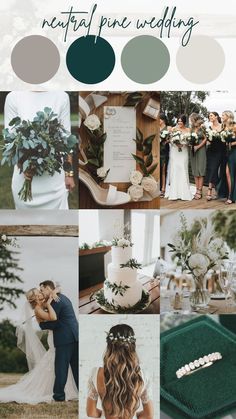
39,280,78,401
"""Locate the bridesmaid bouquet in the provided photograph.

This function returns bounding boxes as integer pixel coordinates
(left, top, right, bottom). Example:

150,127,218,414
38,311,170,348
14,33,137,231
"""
160,130,170,142
220,129,233,144
1,107,77,201
206,128,221,143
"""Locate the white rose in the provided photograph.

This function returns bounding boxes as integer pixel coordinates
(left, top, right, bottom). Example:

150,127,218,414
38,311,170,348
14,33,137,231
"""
188,253,210,276
117,238,130,247
1,235,7,241
130,170,143,185
84,114,101,131
141,176,158,196
128,185,144,201
97,167,107,178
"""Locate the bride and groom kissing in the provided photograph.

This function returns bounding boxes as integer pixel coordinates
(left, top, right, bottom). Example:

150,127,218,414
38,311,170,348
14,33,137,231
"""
0,280,78,404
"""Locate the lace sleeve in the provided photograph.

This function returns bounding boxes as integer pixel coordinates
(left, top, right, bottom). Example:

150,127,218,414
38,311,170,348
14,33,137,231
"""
140,374,153,404
87,369,98,401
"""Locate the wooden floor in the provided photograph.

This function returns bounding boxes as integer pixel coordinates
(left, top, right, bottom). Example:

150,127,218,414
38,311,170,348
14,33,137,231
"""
161,186,236,209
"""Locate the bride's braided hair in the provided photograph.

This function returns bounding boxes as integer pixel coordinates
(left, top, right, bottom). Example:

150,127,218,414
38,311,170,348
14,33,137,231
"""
102,324,144,418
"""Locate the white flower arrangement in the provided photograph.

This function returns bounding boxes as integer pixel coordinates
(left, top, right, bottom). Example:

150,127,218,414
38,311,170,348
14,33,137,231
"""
206,129,221,143
160,130,170,141
128,170,157,201
170,130,189,151
220,129,233,143
168,214,229,279
112,237,133,248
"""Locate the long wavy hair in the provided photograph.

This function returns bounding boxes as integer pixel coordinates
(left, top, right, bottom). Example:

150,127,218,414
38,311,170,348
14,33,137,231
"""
222,110,234,129
102,324,144,418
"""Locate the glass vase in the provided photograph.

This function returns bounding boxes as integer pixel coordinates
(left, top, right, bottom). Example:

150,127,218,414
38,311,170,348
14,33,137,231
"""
189,274,210,309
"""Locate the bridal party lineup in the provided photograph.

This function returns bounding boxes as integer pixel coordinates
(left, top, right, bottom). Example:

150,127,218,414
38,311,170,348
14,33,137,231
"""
160,90,236,209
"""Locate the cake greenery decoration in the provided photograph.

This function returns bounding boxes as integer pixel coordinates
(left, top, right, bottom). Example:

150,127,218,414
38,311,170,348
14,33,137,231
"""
93,289,150,314
104,280,130,296
120,258,142,269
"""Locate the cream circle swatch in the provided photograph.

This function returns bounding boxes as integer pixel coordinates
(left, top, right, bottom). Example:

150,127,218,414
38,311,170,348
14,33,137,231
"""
121,35,170,84
176,36,225,84
11,35,60,84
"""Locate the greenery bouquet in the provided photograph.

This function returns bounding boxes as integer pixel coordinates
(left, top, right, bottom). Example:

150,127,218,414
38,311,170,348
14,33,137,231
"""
1,107,77,201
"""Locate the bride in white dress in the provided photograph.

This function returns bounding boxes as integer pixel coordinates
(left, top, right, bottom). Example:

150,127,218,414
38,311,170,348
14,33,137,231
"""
4,91,75,210
166,115,192,201
86,324,154,419
0,288,77,403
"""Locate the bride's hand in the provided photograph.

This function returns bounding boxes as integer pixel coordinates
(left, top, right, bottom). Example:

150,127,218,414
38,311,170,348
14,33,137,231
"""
46,295,54,305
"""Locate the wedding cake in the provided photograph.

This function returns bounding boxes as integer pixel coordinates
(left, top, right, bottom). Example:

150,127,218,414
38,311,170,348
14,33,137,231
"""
104,238,143,308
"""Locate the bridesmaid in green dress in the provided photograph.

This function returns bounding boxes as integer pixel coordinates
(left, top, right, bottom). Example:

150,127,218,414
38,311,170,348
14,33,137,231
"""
226,121,236,204
189,113,207,200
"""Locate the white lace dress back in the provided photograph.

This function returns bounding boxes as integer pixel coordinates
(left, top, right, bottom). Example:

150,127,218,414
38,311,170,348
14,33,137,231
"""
166,144,192,201
4,91,71,209
0,331,77,404
87,366,152,419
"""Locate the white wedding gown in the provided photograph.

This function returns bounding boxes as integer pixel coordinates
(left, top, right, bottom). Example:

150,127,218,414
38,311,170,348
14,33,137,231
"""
0,331,77,404
4,91,71,209
166,144,192,201
87,367,152,419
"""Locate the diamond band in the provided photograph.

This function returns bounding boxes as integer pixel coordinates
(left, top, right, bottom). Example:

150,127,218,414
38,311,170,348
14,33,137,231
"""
176,352,222,379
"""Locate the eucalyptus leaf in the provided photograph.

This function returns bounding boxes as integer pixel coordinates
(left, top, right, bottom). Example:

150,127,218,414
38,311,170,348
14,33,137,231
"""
144,134,156,145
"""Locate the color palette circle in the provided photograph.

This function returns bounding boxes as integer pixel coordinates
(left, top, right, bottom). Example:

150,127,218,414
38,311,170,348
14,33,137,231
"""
176,36,225,84
11,35,60,84
66,35,115,84
121,35,170,84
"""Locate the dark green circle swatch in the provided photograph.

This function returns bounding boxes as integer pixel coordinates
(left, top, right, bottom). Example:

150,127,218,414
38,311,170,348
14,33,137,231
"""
121,36,170,84
66,35,115,84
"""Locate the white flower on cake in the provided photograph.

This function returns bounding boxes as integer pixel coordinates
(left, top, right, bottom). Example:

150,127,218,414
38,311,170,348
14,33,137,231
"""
97,167,108,178
188,254,210,277
117,238,130,247
128,185,144,201
130,170,143,185
1,235,7,241
141,176,157,196
84,114,101,131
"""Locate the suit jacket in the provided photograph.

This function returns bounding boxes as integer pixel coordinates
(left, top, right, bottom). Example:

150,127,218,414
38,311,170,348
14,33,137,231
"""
39,294,78,347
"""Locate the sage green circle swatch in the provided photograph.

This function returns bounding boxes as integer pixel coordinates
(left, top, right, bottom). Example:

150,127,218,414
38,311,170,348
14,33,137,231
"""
176,36,225,84
66,35,115,84
11,35,60,84
121,36,170,84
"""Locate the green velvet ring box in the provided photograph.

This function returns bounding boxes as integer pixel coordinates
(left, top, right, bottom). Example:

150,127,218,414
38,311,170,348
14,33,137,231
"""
160,316,236,419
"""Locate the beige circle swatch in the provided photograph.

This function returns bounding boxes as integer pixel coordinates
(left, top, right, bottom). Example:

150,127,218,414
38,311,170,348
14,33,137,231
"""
176,36,225,84
11,35,60,84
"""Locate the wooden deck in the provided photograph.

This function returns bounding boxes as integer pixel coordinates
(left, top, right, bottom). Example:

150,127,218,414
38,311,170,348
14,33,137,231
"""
161,186,236,210
79,275,160,314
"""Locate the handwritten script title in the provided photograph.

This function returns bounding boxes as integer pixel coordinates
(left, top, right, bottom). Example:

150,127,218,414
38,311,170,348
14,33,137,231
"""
42,4,199,47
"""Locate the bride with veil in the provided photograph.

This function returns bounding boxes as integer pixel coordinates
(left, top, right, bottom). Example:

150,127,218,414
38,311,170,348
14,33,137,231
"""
0,288,77,404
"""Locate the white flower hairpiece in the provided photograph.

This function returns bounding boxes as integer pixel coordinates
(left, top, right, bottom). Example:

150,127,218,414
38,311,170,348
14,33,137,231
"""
106,332,136,343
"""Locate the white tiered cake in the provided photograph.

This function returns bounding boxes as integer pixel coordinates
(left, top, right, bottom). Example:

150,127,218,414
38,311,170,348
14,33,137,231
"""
104,242,142,308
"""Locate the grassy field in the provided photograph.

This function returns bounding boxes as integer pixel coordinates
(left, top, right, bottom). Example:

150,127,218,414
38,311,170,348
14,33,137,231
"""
0,374,78,418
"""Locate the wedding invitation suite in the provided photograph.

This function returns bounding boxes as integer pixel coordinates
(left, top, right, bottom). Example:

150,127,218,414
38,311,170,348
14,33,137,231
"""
103,106,136,182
